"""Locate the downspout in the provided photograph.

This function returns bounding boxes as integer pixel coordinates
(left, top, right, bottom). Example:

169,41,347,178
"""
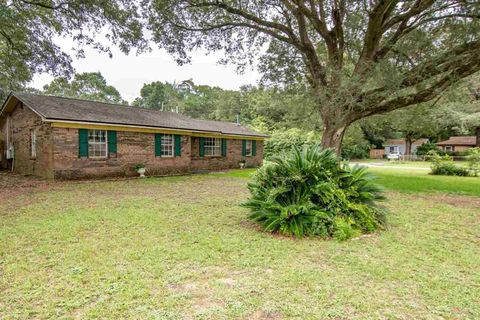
6,115,14,172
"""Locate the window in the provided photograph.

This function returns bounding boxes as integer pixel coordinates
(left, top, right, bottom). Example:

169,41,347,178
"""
204,138,221,156
445,146,454,152
88,130,108,159
161,134,174,157
389,146,398,153
30,129,37,158
245,140,253,156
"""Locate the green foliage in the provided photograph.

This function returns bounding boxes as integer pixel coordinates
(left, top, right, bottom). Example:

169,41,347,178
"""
416,142,441,156
130,81,315,132
243,146,386,240
0,1,146,98
467,147,480,176
264,126,370,161
341,125,371,160
43,72,127,104
132,81,173,109
133,163,145,171
431,162,470,176
430,154,471,177
263,129,320,159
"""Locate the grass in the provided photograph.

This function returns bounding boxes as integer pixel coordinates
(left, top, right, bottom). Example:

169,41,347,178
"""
354,159,432,167
369,167,480,197
220,167,480,197
0,169,479,319
354,159,470,168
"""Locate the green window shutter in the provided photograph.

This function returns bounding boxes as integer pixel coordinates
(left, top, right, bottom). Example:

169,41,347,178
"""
108,131,117,154
252,140,257,156
78,129,89,158
221,138,227,157
242,139,247,157
174,135,182,156
199,137,205,157
155,133,162,157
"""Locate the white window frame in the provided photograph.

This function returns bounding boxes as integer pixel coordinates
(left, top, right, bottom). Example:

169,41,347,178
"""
88,129,108,159
245,140,253,156
388,146,398,153
445,146,453,152
30,129,37,158
161,134,174,157
204,137,221,156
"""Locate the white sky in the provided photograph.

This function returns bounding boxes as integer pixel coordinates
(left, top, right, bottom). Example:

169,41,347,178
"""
31,37,261,103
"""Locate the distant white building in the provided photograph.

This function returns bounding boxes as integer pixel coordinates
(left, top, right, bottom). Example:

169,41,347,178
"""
384,138,429,155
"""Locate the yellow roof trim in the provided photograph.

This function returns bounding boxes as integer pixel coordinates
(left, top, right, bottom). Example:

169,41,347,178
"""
49,121,266,140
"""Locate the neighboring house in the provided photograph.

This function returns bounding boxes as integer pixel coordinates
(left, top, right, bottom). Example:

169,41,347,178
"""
0,93,267,179
384,138,429,155
436,136,478,153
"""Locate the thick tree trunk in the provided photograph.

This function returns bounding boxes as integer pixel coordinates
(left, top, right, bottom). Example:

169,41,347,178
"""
405,138,413,156
321,122,347,156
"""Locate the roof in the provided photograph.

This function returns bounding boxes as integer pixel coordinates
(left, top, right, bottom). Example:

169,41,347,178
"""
385,138,429,146
1,92,268,138
436,136,476,146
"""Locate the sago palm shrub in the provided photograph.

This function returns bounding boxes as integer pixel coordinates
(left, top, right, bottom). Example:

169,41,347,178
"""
243,146,386,240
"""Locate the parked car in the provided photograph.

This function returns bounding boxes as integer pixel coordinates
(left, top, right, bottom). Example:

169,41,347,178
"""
387,152,401,160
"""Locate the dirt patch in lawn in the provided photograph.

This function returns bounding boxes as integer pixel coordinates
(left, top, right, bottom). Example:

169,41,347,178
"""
0,171,49,189
0,171,51,213
422,193,480,208
250,310,283,320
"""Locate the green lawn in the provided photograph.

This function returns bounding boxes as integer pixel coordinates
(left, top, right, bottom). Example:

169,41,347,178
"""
354,159,469,168
1,169,479,319
220,167,480,197
354,159,433,167
369,167,480,196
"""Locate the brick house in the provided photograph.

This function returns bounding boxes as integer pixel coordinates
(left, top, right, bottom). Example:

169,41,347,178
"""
0,93,267,179
436,136,478,153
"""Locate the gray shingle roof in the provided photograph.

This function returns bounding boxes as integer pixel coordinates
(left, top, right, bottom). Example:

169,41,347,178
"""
10,93,268,138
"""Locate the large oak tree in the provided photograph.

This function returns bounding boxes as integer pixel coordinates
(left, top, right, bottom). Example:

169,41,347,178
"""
43,72,127,104
0,0,146,99
146,0,480,153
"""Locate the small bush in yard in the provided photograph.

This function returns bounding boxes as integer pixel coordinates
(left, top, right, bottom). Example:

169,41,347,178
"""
467,147,480,176
431,162,470,176
430,153,472,177
242,146,386,240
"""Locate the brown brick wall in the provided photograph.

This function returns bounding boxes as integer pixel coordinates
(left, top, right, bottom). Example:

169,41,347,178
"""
190,137,263,170
53,129,263,179
52,128,192,179
0,104,54,178
0,104,264,179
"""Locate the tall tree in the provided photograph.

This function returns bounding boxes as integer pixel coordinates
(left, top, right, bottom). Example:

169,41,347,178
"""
132,80,191,110
146,0,480,153
43,72,127,104
133,81,174,109
0,0,146,100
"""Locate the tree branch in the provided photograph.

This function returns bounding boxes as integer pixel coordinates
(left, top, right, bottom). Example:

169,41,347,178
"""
18,0,68,10
358,58,480,119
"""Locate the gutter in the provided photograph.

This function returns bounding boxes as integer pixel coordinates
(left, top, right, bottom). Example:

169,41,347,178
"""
46,119,268,140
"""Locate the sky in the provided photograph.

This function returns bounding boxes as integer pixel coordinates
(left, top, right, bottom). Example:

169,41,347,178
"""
31,37,261,103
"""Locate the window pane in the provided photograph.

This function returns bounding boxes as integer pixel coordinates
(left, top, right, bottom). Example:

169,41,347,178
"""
161,134,174,156
88,130,108,158
246,140,252,156
204,138,220,156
